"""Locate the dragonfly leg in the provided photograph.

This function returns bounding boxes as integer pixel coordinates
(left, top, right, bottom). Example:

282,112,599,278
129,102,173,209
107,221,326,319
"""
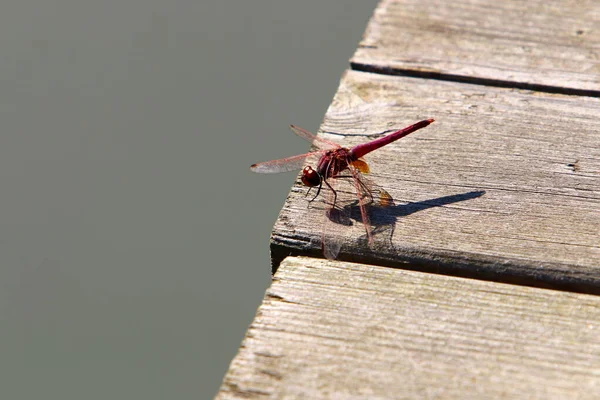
305,186,313,199
306,180,322,203
323,178,338,208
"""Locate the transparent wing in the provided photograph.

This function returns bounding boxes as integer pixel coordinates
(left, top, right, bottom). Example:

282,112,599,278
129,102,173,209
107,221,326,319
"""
347,163,374,247
250,151,324,174
335,161,396,252
322,169,344,260
353,171,395,208
315,158,396,259
289,125,340,150
348,166,397,251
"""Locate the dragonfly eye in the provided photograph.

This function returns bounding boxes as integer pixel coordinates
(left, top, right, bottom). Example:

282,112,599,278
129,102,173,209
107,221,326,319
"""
301,166,321,187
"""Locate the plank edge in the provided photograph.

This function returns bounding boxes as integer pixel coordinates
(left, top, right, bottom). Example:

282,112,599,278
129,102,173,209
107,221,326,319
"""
269,237,600,296
350,61,600,98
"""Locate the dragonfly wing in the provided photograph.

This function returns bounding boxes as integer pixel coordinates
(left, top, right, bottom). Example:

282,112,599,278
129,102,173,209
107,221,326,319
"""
347,163,374,246
317,167,395,259
348,169,396,248
250,151,323,174
290,125,340,150
355,172,395,208
322,176,345,260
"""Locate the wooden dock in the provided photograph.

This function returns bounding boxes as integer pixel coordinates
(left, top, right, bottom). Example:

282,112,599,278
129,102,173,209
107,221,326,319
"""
217,0,600,398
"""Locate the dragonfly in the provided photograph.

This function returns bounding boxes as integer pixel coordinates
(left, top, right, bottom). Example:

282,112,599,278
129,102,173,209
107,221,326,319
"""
251,119,435,259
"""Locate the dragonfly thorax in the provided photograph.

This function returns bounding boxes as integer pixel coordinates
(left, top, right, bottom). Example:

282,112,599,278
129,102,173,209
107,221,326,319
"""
301,166,321,187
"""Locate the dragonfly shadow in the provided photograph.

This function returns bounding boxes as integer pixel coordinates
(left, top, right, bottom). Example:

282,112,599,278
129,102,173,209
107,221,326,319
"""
341,190,486,245
390,190,486,218
326,207,353,227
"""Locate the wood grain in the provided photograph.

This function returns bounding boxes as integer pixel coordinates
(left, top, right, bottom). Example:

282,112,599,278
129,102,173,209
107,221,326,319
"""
352,0,600,95
217,257,600,399
270,70,600,293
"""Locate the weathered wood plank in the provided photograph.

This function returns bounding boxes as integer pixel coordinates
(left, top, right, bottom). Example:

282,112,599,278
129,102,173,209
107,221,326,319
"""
270,70,600,293
217,257,600,399
352,0,600,95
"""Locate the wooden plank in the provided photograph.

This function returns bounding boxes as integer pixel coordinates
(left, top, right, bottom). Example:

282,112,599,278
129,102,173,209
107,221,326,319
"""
217,257,600,399
352,0,600,95
270,69,600,293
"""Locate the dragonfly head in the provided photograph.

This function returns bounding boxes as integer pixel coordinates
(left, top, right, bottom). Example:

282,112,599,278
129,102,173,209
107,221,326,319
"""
301,166,321,187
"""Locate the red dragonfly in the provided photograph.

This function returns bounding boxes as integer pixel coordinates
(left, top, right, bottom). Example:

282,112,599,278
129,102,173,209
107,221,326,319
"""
251,119,434,258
